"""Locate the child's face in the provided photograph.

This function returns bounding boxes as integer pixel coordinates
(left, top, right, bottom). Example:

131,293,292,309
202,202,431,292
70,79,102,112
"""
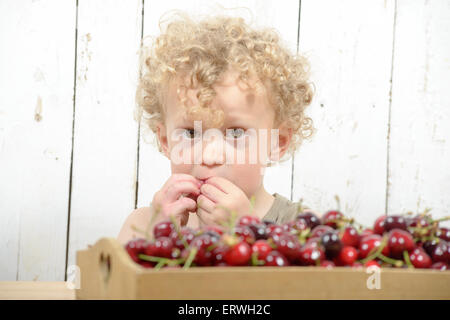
157,69,290,198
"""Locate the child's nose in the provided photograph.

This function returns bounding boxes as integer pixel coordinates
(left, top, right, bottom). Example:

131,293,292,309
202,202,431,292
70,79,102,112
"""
201,137,225,166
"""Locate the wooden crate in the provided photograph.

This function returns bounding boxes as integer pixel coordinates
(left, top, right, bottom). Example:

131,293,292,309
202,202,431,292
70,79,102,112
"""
76,237,450,300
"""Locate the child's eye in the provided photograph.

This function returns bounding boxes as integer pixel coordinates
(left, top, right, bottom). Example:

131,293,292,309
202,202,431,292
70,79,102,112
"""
182,128,199,139
226,128,246,139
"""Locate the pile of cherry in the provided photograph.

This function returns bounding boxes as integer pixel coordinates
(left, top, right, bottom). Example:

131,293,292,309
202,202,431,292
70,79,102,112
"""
125,210,450,270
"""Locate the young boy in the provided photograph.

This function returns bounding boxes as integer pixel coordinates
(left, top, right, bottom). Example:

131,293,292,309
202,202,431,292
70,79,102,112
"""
118,12,315,244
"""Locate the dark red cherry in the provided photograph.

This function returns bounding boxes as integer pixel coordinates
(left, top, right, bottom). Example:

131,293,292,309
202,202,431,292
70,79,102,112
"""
422,238,440,257
431,262,448,271
432,241,449,264
233,225,256,244
322,210,344,229
310,225,334,238
238,215,261,227
296,211,322,229
153,220,175,239
409,247,432,269
169,227,196,250
272,233,300,262
298,242,325,266
387,228,415,259
248,223,269,240
125,238,150,263
384,215,408,232
153,236,174,259
321,231,343,259
264,251,290,267
211,245,230,265
436,228,450,242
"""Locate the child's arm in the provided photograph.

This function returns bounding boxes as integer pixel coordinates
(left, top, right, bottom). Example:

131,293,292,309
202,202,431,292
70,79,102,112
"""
117,205,163,245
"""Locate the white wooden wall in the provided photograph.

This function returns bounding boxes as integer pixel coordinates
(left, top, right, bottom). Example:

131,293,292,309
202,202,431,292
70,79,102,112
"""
0,0,449,281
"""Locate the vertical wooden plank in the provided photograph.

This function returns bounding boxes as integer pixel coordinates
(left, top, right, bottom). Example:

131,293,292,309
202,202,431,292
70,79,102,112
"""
293,0,395,227
0,0,76,280
388,0,450,227
67,0,143,269
137,0,300,209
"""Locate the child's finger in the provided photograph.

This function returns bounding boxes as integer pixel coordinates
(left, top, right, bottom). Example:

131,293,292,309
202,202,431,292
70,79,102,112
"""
165,181,200,202
200,183,224,203
204,176,234,194
167,197,197,218
196,207,214,226
196,194,216,213
169,173,202,188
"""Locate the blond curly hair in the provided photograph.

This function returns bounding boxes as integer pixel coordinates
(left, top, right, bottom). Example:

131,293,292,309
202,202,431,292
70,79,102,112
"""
135,10,315,164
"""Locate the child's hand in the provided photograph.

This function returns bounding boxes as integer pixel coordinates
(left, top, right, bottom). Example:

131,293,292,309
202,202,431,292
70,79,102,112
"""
152,174,202,226
196,177,252,226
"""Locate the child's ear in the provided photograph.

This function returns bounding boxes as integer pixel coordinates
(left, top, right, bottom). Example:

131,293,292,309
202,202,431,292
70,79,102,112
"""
156,122,170,158
270,122,293,161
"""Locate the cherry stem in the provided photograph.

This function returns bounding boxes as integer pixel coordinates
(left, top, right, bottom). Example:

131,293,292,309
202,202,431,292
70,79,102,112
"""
169,215,189,250
334,195,341,212
360,237,387,264
378,254,403,267
429,215,450,224
251,252,264,266
403,250,414,269
183,247,198,269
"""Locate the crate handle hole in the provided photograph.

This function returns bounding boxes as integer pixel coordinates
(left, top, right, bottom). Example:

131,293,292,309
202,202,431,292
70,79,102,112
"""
99,252,111,284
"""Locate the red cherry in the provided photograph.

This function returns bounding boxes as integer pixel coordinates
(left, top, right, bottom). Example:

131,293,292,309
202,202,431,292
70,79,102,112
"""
358,234,389,259
153,220,175,239
225,241,252,266
296,211,322,229
272,234,300,262
238,215,261,227
322,210,344,229
320,260,335,268
211,245,230,266
336,246,358,266
409,247,432,269
340,226,360,248
351,262,364,269
298,242,326,266
169,227,196,250
153,236,174,258
360,228,375,238
436,228,450,242
431,262,448,271
138,261,154,268
287,219,309,232
264,251,290,266
384,215,408,232
233,225,256,244
204,225,224,235
321,231,343,259
431,241,449,264
310,225,334,238
373,215,386,235
251,240,273,260
365,260,380,268
387,228,415,259
125,238,150,263
190,234,217,266
248,223,269,240
266,224,286,239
